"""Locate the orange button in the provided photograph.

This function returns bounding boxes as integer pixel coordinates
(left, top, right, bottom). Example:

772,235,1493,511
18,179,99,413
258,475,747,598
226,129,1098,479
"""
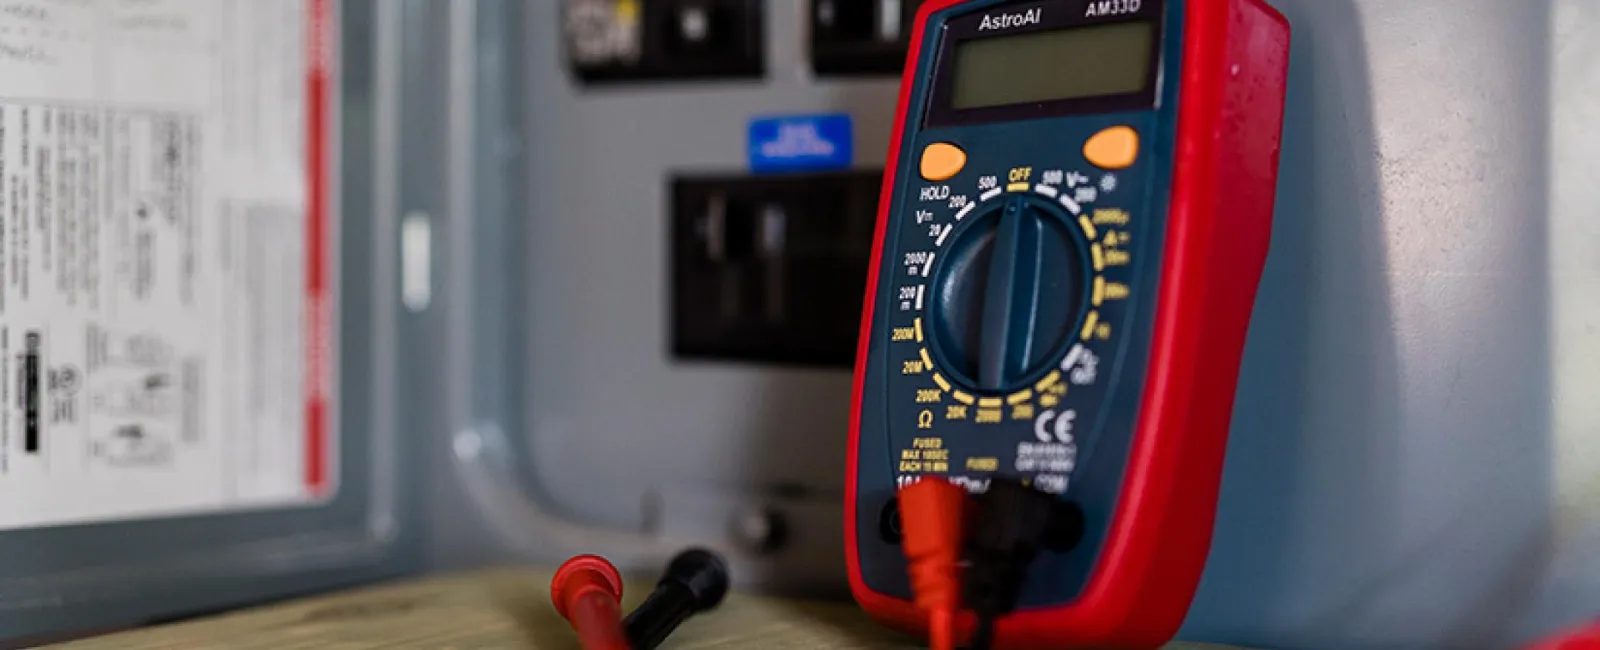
920,143,967,181
1084,126,1140,170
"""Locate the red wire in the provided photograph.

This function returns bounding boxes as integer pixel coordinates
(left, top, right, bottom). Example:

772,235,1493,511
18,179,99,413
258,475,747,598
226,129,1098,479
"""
928,607,957,650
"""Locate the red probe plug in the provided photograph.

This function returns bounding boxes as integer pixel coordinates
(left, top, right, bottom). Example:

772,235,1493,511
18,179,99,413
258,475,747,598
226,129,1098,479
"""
898,476,972,650
552,555,633,650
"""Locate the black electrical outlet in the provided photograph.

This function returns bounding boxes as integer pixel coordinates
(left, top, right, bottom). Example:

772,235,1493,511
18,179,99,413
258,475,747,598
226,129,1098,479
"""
811,0,923,76
564,0,764,84
671,171,883,367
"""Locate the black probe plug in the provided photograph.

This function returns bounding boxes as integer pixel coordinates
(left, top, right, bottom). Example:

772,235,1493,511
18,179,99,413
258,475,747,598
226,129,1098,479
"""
623,548,730,650
964,476,1086,650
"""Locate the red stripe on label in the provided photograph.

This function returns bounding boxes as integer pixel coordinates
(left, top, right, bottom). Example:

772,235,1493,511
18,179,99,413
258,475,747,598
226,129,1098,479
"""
305,0,331,495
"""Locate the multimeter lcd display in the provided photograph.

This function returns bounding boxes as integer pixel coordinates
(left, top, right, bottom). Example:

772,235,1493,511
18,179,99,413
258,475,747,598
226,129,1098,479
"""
949,22,1155,110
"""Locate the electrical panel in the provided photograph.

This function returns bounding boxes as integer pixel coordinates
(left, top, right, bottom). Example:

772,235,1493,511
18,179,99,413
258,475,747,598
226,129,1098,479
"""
446,1,1600,649
6,1,1600,649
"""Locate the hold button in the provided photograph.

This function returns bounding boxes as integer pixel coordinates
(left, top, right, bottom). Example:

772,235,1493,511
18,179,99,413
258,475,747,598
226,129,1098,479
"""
920,142,967,181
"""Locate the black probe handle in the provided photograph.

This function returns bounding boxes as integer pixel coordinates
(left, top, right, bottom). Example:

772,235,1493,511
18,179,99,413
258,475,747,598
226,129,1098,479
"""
623,582,698,650
622,549,729,650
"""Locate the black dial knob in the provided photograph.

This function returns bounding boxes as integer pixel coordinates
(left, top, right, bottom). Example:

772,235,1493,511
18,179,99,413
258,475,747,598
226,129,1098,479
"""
928,197,1087,393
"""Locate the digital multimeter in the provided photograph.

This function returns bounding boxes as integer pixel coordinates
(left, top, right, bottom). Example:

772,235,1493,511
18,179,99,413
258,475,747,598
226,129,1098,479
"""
845,0,1289,648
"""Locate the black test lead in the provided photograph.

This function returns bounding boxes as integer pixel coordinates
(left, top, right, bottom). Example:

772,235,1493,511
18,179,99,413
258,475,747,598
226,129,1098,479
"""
623,548,730,650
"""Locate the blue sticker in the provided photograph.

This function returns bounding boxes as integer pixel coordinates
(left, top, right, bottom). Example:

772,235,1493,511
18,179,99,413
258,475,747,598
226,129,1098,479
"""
748,114,854,173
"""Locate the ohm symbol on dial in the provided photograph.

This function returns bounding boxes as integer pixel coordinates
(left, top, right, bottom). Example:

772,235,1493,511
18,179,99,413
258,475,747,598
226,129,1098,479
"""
1034,409,1076,443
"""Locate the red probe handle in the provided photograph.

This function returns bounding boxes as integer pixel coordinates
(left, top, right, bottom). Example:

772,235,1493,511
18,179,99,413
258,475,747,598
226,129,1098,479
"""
567,591,631,650
552,555,633,650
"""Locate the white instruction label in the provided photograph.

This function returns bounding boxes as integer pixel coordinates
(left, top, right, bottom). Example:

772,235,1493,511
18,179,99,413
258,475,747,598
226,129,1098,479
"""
0,0,336,530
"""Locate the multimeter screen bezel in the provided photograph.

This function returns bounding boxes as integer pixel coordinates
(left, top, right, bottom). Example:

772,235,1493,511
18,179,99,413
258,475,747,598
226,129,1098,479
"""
923,0,1166,128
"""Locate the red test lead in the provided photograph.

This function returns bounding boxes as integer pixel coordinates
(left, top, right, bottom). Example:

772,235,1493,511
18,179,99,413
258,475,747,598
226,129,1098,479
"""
898,476,972,650
552,555,633,650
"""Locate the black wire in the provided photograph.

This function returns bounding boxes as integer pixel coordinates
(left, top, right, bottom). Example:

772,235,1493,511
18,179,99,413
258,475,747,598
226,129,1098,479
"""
969,615,996,650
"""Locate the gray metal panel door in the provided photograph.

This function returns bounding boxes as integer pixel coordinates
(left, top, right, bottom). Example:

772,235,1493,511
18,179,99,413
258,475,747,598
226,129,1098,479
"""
0,1,438,642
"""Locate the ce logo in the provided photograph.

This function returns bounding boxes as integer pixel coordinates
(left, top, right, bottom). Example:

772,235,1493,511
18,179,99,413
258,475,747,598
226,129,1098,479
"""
1034,410,1076,443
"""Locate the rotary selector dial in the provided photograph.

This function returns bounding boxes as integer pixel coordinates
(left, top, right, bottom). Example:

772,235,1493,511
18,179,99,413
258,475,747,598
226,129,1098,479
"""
888,162,1132,494
928,196,1086,393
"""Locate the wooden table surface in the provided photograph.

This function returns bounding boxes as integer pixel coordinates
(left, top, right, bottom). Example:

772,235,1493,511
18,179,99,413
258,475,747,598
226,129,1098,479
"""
44,568,1247,649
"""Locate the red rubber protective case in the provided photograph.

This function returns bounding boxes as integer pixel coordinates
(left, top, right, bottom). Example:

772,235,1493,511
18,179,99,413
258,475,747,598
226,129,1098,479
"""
844,0,1290,648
